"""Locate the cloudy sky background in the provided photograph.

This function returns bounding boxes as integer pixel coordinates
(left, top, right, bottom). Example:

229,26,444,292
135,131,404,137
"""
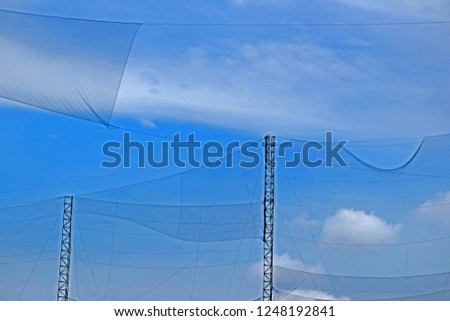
0,0,449,139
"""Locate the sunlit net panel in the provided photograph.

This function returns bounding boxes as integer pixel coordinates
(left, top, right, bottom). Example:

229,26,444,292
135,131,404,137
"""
276,134,450,301
0,198,62,300
0,10,141,125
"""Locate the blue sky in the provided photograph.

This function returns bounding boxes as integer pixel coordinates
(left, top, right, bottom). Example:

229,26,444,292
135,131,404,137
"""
1,0,449,139
0,1,449,301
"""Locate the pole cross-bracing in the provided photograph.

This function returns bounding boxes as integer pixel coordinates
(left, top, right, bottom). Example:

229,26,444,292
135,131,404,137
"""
57,195,74,301
262,134,275,301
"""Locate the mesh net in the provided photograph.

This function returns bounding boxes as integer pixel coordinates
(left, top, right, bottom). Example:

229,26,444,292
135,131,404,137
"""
275,133,450,300
0,10,141,125
67,149,264,301
1,134,450,300
0,198,61,300
0,134,450,300
0,5,449,302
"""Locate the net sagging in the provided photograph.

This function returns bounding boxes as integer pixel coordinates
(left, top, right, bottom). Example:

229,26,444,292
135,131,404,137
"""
1,134,450,300
0,10,141,125
0,138,265,301
275,133,450,301
69,150,265,301
0,6,449,302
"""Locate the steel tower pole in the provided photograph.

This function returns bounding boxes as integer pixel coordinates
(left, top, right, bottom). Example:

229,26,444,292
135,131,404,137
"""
262,134,275,301
57,196,74,301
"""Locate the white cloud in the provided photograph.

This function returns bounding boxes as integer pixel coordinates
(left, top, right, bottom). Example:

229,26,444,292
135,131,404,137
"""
115,32,450,139
248,253,350,300
115,39,370,136
275,253,324,273
137,117,157,129
3,9,447,139
277,289,350,301
416,191,450,225
290,212,320,228
337,0,450,19
248,253,323,279
322,208,402,245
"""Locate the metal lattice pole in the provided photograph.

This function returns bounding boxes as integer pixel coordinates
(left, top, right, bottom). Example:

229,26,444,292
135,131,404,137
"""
57,196,74,301
263,134,275,301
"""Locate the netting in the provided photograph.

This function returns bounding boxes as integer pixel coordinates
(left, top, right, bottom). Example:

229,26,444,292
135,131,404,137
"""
0,8,449,301
0,9,141,125
0,198,62,300
67,149,264,300
275,133,450,300
1,133,449,300
0,147,266,300
75,198,261,243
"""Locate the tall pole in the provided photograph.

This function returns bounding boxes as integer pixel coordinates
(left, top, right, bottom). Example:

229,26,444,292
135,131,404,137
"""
263,134,275,301
57,196,74,301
